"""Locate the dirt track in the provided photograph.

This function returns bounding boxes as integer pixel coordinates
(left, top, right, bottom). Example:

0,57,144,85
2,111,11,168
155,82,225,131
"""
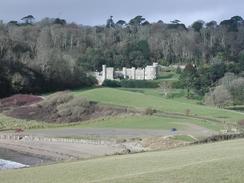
0,126,216,166
0,139,125,161
27,125,216,138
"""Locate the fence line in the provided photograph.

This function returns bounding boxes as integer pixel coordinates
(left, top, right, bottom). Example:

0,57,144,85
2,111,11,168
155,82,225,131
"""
0,134,116,146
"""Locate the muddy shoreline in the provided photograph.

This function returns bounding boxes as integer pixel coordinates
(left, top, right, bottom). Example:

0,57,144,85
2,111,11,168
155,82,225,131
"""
0,147,54,169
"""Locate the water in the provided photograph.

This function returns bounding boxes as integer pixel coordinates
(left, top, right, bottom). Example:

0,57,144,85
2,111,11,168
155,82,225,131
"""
0,147,53,170
0,159,28,170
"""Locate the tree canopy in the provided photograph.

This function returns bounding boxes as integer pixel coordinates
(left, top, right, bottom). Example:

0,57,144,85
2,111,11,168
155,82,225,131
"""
1,15,244,98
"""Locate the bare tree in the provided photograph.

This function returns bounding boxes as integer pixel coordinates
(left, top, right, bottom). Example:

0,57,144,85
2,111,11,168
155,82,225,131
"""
159,81,172,97
204,85,233,107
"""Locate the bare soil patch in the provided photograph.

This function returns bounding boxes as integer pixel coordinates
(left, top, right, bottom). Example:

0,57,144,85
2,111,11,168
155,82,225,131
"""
0,139,126,162
4,92,137,123
0,94,43,112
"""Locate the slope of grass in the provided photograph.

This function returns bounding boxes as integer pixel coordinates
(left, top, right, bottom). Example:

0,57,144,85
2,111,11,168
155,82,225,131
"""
78,115,186,129
74,88,244,123
119,88,199,104
171,135,196,142
0,112,221,132
1,139,244,183
157,71,180,81
76,115,222,131
0,114,79,130
0,114,50,130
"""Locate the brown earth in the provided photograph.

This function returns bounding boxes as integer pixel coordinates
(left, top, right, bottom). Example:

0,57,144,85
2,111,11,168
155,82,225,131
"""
5,104,135,123
0,94,43,112
0,139,127,161
3,92,138,123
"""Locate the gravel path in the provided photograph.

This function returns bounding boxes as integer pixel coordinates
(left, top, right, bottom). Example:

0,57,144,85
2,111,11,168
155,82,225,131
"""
0,125,216,167
27,126,216,138
0,139,125,163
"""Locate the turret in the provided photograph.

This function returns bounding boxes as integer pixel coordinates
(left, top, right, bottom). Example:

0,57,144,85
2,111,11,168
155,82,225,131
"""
153,63,159,78
102,65,107,80
123,67,127,79
132,67,136,80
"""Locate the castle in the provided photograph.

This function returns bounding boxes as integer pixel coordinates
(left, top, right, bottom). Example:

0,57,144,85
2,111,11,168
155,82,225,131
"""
93,63,159,85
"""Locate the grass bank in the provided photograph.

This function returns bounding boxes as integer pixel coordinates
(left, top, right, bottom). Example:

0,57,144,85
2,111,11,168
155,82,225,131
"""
1,139,244,183
74,88,244,123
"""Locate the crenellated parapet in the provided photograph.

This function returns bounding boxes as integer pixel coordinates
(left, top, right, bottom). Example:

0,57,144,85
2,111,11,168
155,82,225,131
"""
93,63,159,85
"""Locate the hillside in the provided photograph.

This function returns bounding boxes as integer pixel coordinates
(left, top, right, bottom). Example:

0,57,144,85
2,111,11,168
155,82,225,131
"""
74,88,244,123
1,139,244,183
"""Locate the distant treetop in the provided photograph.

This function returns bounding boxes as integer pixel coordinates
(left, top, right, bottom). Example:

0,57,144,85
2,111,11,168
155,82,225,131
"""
21,15,35,24
106,16,115,28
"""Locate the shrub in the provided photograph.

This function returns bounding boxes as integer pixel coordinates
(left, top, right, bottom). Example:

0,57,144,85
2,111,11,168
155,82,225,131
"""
171,81,184,89
204,85,233,107
38,92,97,122
102,79,159,88
229,78,244,105
185,109,191,116
40,91,73,108
57,97,90,114
57,97,92,121
238,120,244,127
144,108,157,115
120,80,158,88
102,80,121,87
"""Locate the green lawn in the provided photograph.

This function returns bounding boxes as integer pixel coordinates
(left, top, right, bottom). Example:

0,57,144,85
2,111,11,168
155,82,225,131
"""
1,87,238,131
77,115,223,131
0,112,222,132
78,115,186,130
73,88,244,123
157,71,180,81
171,135,196,142
2,139,244,183
119,88,199,104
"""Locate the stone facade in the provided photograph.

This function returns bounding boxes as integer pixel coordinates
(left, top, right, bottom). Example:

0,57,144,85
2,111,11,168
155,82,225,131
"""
93,63,158,85
145,63,158,80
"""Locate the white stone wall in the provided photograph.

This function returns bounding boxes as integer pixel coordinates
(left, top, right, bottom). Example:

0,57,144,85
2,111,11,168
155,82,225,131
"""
122,67,127,79
125,68,136,79
106,67,114,80
102,65,107,81
93,63,158,85
145,66,157,80
135,68,145,80
114,70,124,79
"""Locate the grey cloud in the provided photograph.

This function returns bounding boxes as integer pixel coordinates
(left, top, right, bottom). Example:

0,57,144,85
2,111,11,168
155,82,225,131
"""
0,0,243,25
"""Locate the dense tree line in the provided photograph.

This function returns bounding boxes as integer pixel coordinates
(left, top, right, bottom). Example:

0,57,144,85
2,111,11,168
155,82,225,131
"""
1,15,244,98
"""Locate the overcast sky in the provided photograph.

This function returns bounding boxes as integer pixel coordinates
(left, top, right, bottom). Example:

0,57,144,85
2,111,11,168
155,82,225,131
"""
0,0,243,25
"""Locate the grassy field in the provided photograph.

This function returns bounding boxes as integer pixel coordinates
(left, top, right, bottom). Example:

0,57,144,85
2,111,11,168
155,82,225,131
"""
0,112,222,134
119,88,200,104
77,115,223,131
0,114,81,130
0,114,51,130
0,87,239,131
73,88,244,123
157,71,180,81
1,139,244,183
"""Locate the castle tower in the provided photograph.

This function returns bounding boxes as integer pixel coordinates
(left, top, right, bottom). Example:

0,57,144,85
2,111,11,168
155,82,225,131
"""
123,67,127,79
153,63,159,78
132,67,136,80
102,65,107,81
